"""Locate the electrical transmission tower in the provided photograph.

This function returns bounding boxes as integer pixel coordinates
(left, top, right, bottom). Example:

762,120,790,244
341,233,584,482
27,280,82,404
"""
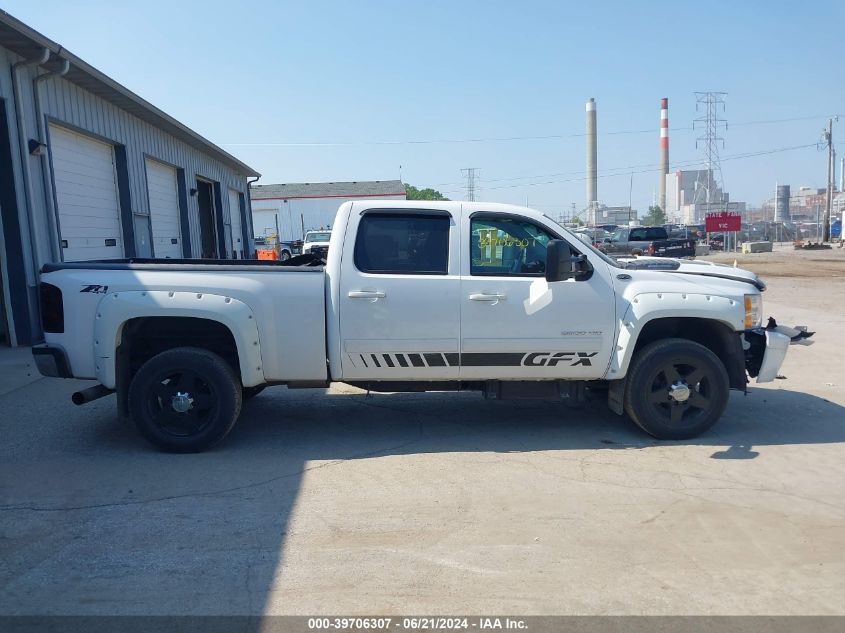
693,92,728,208
461,168,479,202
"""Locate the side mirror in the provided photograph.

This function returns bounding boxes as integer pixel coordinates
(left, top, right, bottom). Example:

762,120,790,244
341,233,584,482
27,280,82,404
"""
546,240,587,282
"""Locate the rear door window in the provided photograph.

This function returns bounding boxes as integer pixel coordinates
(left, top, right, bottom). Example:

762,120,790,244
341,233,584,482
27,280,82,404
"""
354,213,449,274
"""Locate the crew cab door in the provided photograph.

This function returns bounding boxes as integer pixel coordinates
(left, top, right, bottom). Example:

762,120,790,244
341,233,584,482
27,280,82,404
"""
459,209,616,380
338,206,461,380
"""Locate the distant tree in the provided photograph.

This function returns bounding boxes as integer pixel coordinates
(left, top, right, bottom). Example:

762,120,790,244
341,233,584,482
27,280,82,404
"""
643,205,667,226
404,184,449,201
571,217,584,226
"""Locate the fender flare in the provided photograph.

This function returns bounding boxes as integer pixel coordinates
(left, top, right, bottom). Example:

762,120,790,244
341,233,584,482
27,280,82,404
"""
605,292,744,379
93,290,265,388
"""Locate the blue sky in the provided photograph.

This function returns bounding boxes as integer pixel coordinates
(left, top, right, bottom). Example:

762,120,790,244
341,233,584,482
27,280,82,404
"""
4,0,844,216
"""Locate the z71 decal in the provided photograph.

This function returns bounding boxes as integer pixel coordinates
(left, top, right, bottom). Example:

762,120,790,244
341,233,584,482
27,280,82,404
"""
80,284,109,294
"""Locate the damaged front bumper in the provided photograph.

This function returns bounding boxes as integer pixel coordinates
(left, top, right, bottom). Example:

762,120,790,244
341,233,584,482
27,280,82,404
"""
744,318,814,383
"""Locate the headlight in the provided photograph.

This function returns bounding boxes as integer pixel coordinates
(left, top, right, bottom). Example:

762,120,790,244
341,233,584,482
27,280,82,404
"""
744,293,762,328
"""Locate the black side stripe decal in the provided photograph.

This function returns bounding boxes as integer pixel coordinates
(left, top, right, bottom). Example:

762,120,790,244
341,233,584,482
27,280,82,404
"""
461,353,524,367
424,353,446,367
356,352,598,369
359,354,368,368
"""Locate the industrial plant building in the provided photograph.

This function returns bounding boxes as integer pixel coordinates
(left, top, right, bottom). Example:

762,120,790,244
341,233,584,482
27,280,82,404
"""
0,11,260,346
250,180,406,243
761,185,844,223
663,169,745,225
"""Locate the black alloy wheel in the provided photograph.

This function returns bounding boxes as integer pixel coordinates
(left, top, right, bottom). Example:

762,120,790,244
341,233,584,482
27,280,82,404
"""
624,338,729,440
128,347,242,452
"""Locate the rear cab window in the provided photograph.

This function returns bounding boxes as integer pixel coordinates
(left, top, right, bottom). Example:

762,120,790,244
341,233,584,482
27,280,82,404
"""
354,212,449,274
630,227,668,241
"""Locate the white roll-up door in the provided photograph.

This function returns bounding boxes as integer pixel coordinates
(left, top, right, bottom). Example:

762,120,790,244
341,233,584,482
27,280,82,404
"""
50,125,122,261
228,188,244,259
145,158,182,259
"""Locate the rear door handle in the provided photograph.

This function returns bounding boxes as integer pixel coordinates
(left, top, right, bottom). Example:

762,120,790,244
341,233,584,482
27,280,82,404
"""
469,293,506,302
348,290,386,299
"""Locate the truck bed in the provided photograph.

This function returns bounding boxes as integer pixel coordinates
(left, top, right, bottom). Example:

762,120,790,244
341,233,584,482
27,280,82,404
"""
38,256,329,384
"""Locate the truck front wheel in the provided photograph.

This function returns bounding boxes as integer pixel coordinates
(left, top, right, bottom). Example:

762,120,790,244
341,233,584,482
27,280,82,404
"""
624,338,729,440
128,347,242,452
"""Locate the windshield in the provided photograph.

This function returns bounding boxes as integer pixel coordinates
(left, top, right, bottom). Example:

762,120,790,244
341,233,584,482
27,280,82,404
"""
305,231,331,243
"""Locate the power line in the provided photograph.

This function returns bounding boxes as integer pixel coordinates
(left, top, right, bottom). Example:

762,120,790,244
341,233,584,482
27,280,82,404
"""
220,114,840,148
437,143,817,194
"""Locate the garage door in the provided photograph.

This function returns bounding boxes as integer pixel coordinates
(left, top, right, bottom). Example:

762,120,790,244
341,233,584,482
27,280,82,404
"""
228,188,244,259
50,125,122,261
145,158,182,259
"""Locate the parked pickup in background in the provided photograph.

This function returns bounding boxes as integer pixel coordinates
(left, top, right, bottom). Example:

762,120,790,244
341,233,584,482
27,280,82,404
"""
33,201,811,452
301,230,332,258
601,226,696,258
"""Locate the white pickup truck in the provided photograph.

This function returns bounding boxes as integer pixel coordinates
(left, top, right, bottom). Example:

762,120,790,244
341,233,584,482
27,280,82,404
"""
32,201,810,452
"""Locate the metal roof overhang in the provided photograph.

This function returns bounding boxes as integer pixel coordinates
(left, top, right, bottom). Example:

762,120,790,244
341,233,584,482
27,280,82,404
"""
0,10,260,178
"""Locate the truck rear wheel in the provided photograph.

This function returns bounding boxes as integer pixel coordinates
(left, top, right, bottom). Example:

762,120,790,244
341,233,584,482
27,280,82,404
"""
128,347,242,452
624,338,729,440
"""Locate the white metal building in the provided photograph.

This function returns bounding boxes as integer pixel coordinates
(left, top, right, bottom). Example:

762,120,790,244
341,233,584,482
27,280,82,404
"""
0,11,259,346
251,180,406,242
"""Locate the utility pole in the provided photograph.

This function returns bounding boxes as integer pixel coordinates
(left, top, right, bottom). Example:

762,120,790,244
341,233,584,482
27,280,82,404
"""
822,118,835,242
461,168,479,202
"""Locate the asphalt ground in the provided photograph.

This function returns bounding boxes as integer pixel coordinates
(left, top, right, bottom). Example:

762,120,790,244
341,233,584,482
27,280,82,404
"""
1,251,843,615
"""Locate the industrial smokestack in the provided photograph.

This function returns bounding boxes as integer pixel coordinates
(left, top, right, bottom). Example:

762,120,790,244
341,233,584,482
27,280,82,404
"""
659,98,669,211
586,98,597,209
776,184,791,222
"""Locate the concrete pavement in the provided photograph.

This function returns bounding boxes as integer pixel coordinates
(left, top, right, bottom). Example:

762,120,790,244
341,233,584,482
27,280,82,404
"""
1,280,843,615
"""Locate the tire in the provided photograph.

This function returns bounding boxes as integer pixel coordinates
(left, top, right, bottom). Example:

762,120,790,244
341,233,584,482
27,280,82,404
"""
279,250,292,261
242,385,266,400
128,347,242,453
624,338,729,440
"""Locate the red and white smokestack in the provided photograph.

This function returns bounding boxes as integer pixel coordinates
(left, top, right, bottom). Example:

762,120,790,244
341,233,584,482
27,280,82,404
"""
659,97,669,211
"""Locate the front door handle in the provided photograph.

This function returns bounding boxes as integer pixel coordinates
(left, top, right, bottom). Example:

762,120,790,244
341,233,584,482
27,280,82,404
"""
469,293,506,302
348,290,386,299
